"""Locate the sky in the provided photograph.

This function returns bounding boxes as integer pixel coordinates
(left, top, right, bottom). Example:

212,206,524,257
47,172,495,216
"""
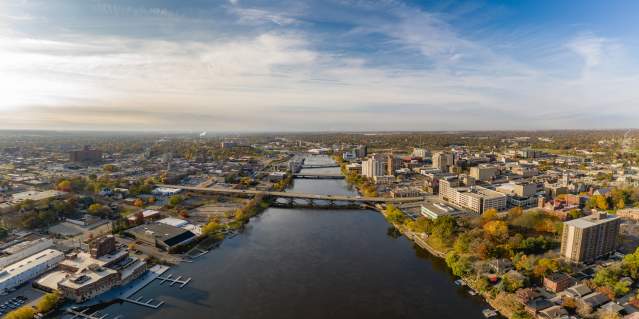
1,0,639,132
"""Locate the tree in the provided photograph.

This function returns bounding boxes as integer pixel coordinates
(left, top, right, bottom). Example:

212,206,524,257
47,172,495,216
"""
168,195,184,207
384,204,406,224
431,215,455,242
202,220,221,236
37,291,61,313
623,247,639,279
533,258,559,278
508,207,523,219
57,179,73,192
133,198,145,207
87,203,109,217
453,233,472,254
4,307,35,319
482,208,498,222
484,220,509,241
445,252,472,277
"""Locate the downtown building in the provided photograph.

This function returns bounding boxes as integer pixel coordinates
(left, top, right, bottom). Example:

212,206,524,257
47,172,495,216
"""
438,176,507,214
362,154,386,178
432,151,454,172
560,212,621,264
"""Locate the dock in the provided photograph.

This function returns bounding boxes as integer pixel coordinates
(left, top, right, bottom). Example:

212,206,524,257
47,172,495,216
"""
155,273,192,288
121,296,164,309
67,308,110,319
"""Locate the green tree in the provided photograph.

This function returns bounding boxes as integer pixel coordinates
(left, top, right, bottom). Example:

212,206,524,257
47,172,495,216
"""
445,252,472,277
168,195,184,206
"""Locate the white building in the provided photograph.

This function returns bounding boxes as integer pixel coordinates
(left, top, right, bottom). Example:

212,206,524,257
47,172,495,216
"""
0,249,64,292
412,148,429,159
0,238,54,268
432,151,454,172
362,154,385,178
152,187,182,196
439,178,507,214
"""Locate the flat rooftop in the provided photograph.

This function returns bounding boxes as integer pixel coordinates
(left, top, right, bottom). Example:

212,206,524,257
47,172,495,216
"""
565,213,620,228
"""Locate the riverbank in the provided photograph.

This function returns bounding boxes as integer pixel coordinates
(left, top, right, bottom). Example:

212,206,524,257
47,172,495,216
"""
377,204,516,319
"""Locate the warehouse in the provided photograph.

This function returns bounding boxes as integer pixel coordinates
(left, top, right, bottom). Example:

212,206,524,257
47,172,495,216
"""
0,249,64,292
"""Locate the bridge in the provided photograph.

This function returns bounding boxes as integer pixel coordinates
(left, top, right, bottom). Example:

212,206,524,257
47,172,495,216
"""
293,173,344,179
156,184,424,204
301,164,340,169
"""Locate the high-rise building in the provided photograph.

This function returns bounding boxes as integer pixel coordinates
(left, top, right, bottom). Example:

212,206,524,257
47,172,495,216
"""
69,145,102,163
354,145,368,158
386,155,402,176
362,154,385,178
560,212,621,263
432,151,453,172
412,148,429,159
469,164,497,181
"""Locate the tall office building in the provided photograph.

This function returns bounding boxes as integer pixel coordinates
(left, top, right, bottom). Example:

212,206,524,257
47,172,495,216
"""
386,155,402,176
412,148,429,159
69,145,102,163
432,151,454,172
362,154,385,178
560,212,621,263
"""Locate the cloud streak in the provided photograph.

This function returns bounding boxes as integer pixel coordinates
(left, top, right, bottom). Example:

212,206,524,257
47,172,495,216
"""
0,0,638,131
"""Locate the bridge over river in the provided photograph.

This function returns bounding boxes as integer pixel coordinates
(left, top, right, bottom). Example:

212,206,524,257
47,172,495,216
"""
156,184,424,204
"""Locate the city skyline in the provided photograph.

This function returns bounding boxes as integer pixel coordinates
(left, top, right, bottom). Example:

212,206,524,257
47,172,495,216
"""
1,0,639,131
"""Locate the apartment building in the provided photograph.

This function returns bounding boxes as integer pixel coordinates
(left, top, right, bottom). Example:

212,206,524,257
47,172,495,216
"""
362,154,385,178
560,212,621,263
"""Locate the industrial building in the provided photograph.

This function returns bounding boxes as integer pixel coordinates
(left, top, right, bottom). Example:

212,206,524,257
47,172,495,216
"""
0,249,64,292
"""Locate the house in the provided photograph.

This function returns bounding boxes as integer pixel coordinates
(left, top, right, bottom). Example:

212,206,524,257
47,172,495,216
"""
516,288,539,304
525,298,553,316
565,283,592,298
488,258,513,274
581,292,610,308
544,273,576,293
599,302,624,316
537,305,569,319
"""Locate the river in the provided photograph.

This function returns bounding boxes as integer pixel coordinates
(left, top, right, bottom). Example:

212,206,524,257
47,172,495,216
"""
71,155,490,318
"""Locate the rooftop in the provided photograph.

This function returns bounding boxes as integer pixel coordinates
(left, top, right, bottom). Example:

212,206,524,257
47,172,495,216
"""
564,212,620,229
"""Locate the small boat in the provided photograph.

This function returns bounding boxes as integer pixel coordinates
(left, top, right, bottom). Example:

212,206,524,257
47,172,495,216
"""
468,290,477,296
482,309,497,318
454,279,463,286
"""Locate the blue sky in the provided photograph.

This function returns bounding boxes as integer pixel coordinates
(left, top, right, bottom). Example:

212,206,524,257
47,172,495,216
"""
1,0,638,131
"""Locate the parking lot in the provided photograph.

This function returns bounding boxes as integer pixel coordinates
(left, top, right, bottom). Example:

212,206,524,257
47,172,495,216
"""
0,283,44,316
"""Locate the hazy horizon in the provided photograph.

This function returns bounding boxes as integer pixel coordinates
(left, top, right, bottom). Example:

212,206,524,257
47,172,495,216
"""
2,0,639,131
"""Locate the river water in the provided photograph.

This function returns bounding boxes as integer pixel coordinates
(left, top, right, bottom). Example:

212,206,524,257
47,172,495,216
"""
75,156,490,318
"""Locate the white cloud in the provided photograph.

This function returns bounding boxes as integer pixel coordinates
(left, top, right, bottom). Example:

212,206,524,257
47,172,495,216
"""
0,2,638,131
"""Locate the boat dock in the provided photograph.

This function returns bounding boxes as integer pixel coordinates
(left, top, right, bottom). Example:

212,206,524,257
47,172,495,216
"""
155,273,192,288
121,296,164,309
120,265,170,299
66,308,110,319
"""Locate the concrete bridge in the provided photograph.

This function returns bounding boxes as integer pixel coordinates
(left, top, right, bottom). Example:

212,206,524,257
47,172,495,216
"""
301,164,340,169
156,184,424,204
293,173,344,179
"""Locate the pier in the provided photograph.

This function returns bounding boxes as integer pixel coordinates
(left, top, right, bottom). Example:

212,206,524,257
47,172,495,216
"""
155,273,192,288
121,296,164,309
67,308,110,319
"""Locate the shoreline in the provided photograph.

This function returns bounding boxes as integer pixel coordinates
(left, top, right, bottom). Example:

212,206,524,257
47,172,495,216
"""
338,163,506,318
